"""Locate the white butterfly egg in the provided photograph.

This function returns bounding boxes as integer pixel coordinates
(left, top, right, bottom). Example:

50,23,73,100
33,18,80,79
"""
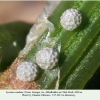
60,8,82,31
36,47,59,70
16,62,38,81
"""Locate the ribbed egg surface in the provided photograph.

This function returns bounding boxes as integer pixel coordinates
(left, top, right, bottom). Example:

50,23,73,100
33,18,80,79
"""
36,47,59,70
16,62,38,81
60,8,82,31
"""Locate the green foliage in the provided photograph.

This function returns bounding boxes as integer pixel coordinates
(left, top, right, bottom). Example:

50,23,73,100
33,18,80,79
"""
1,1,100,89
22,1,100,89
0,22,32,71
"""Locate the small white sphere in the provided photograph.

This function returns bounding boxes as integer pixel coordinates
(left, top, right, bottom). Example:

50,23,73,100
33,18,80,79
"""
36,47,59,69
60,8,82,31
16,62,38,81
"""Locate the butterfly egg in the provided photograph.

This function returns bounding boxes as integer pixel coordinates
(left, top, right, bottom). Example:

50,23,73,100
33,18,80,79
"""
60,8,82,31
16,62,38,82
36,47,59,70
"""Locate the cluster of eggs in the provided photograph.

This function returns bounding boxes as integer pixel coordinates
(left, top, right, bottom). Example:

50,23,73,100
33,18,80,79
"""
16,47,59,81
16,8,82,82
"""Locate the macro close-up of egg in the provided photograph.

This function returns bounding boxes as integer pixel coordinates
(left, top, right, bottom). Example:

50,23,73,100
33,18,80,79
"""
0,1,100,92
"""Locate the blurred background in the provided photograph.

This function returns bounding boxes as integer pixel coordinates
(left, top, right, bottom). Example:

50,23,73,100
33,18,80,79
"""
0,1,46,72
0,1,46,24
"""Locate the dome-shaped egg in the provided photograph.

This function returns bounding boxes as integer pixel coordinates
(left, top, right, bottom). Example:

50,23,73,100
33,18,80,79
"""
16,62,38,81
60,8,82,31
36,47,59,70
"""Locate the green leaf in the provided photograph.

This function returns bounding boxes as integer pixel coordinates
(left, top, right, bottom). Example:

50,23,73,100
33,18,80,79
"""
0,22,32,71
3,1,100,89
